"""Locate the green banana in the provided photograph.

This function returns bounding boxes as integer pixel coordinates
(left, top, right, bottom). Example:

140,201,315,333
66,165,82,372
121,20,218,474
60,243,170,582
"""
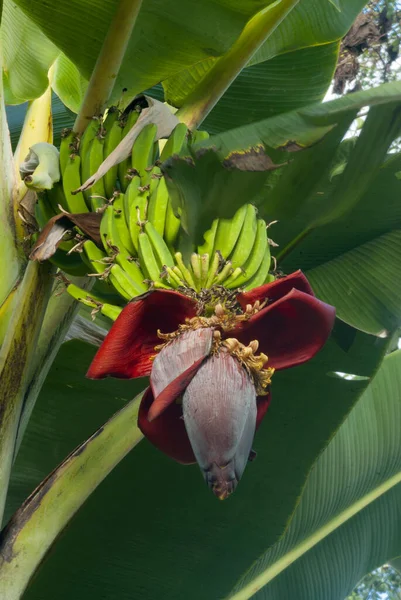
144,221,174,270
190,130,210,145
228,204,258,269
131,123,158,186
125,178,148,253
174,252,195,288
82,135,106,211
206,251,221,288
78,118,99,163
118,109,140,191
48,248,88,276
160,123,188,161
138,231,166,284
101,303,122,321
213,204,248,259
113,193,136,255
100,205,131,258
102,108,121,198
197,219,218,255
190,253,202,290
225,218,269,289
243,247,272,291
164,198,181,249
115,254,148,293
45,181,68,213
166,267,185,288
213,261,233,286
109,264,145,300
59,129,78,175
35,193,56,228
200,254,210,288
67,283,122,310
62,156,89,213
82,240,110,275
147,175,168,236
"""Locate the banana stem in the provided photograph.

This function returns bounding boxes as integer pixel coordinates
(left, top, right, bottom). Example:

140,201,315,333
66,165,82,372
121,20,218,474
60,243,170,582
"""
74,0,143,134
14,277,94,456
176,0,300,130
0,261,54,521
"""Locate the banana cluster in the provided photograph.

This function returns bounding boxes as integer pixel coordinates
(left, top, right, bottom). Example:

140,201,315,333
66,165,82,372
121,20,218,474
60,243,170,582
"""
36,105,274,322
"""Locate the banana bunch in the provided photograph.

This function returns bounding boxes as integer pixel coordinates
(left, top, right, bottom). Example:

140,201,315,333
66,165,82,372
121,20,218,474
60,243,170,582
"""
34,105,274,323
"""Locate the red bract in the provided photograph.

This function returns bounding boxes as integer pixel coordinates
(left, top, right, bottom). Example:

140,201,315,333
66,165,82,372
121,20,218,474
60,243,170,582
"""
88,271,335,499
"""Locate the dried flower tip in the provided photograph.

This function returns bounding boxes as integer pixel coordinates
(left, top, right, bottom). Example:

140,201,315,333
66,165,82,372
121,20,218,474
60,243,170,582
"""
249,340,259,353
213,330,222,341
224,338,240,351
245,304,253,315
214,303,225,317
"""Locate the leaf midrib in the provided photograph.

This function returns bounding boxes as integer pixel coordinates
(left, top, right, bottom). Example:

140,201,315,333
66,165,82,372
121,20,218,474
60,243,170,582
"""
227,470,401,600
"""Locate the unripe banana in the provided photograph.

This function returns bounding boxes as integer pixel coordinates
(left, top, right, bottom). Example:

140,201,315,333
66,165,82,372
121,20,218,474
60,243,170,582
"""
200,254,210,288
166,266,185,288
109,264,145,300
67,283,122,310
190,130,210,145
45,181,68,213
225,218,269,289
213,204,247,259
82,135,107,211
138,231,167,285
62,156,89,213
48,248,88,276
83,240,110,275
197,219,218,255
131,123,158,186
100,204,134,258
59,129,78,175
190,253,202,290
228,204,258,269
174,252,195,288
160,123,188,160
118,108,141,191
243,247,272,290
101,303,123,321
147,176,169,236
113,193,136,255
102,108,122,198
125,177,148,253
144,221,174,270
213,260,233,285
115,254,147,293
79,120,100,204
79,118,99,162
205,251,221,288
164,198,181,249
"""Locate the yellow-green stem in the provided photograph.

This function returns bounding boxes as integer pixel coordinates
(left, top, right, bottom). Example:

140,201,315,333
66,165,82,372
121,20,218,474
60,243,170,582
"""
14,277,93,456
0,394,143,600
0,261,54,520
74,0,143,134
176,0,300,130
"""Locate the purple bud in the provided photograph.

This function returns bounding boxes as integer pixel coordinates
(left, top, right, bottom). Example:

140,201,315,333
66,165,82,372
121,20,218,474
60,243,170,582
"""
182,350,257,500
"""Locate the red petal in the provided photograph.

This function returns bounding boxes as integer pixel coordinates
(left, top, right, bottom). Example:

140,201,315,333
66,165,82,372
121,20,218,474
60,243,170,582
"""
87,290,197,379
149,328,213,421
234,289,335,370
138,387,195,464
237,270,314,310
256,392,271,429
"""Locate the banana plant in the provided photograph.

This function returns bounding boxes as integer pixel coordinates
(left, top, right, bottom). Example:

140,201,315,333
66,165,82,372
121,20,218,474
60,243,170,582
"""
0,1,401,599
